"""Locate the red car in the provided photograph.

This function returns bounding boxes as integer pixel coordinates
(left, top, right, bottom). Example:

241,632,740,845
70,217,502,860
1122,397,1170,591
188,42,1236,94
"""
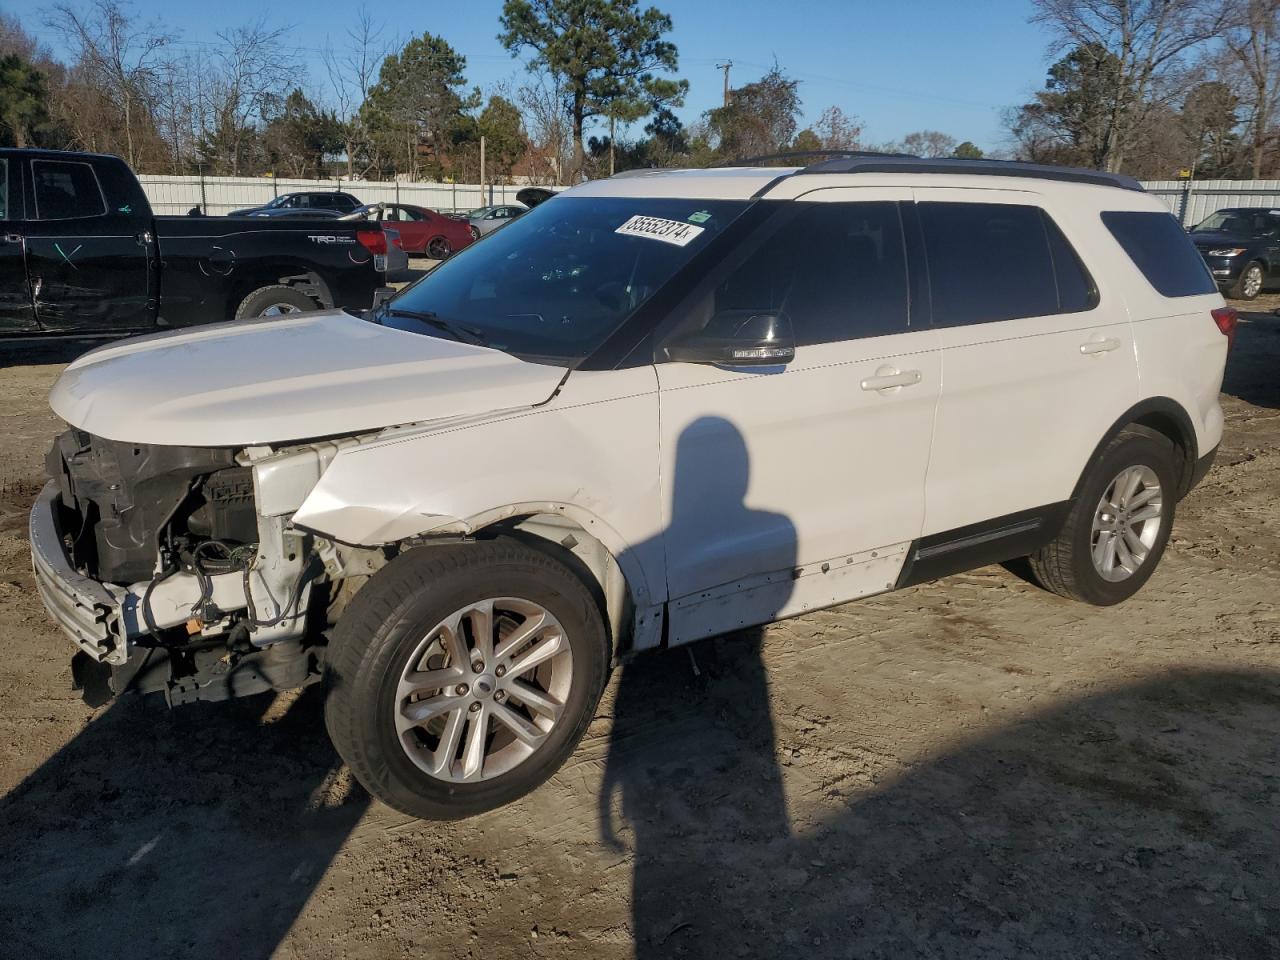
344,203,475,259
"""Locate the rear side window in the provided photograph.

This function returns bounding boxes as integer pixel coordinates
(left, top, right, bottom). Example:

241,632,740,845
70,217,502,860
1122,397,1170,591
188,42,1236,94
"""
31,160,107,220
920,202,1061,326
1101,211,1216,297
712,201,910,345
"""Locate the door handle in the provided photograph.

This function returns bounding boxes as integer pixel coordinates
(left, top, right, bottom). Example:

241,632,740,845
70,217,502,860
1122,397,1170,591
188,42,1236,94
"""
2,234,21,244
860,369,922,391
1079,337,1121,356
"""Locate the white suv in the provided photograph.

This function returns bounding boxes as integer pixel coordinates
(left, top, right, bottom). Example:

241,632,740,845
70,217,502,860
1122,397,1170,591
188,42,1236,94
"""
32,156,1233,819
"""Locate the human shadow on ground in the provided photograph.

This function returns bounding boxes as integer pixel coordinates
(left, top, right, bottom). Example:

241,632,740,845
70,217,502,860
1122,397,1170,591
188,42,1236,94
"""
0,684,368,958
601,654,1280,959
601,414,797,959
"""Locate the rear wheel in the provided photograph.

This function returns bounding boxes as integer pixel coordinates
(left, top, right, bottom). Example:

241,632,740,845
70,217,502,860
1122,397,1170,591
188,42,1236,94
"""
426,236,452,260
234,284,317,320
1028,426,1177,606
1229,260,1265,300
324,540,609,820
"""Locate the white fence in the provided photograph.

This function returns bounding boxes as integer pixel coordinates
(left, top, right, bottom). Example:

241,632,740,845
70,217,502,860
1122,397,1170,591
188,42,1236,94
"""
1141,179,1280,226
141,172,1280,225
138,174,540,216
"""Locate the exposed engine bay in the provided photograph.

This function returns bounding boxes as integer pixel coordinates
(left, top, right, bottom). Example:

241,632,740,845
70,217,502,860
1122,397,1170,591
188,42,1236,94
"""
43,429,361,707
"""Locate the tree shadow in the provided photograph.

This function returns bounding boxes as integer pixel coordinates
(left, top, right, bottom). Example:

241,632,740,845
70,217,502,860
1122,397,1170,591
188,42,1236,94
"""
0,685,368,958
1222,310,1280,408
602,655,1280,958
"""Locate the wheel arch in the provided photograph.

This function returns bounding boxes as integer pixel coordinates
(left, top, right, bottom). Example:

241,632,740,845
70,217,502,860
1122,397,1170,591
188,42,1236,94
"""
1072,398,1199,502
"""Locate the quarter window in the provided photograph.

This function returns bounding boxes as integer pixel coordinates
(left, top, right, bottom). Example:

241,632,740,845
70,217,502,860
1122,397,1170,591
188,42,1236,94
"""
1101,210,1217,298
0,159,8,220
919,202,1065,326
708,201,910,345
31,160,107,220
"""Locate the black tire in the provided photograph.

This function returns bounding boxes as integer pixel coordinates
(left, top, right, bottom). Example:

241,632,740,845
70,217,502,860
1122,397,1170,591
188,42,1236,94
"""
234,284,318,320
426,236,451,259
469,225,480,241
1228,260,1265,300
1027,426,1178,606
324,539,609,820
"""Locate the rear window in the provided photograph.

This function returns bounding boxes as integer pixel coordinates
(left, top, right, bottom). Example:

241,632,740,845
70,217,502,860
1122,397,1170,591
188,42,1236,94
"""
31,160,107,220
1101,210,1216,297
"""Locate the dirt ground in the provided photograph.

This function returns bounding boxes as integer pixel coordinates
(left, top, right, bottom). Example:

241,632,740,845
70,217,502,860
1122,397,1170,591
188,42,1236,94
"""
0,298,1278,960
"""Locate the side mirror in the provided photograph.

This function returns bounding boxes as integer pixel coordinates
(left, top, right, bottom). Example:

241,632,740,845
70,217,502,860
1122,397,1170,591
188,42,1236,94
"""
370,286,395,310
663,310,797,366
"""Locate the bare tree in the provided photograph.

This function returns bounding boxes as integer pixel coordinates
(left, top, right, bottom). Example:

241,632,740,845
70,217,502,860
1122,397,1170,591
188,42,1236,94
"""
813,106,862,150
517,72,573,184
1222,0,1280,176
1032,0,1228,172
196,21,299,174
47,0,170,168
323,6,392,177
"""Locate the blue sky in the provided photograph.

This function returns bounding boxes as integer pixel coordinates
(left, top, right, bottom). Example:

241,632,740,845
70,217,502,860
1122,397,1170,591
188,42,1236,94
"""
7,0,1059,152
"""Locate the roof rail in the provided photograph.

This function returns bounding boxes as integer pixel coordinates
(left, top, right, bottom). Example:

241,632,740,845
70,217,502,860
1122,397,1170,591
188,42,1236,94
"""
714,149,916,169
797,155,1142,191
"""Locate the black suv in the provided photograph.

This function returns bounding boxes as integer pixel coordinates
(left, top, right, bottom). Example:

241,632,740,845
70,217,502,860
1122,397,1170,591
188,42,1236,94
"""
229,191,362,218
1189,206,1280,300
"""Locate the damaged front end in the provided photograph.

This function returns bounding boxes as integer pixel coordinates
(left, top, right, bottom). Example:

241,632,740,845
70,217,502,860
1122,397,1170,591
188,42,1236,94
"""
34,430,369,707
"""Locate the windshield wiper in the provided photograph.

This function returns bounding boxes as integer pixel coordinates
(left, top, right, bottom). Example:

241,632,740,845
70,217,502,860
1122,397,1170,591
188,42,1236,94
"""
378,307,488,346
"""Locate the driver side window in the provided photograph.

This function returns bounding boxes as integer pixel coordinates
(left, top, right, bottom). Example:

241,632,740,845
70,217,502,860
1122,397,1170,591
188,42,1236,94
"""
704,201,910,346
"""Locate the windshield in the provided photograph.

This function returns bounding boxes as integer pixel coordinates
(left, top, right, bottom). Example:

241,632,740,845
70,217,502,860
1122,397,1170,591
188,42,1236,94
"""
375,196,751,363
466,206,493,218
1192,209,1279,236
263,195,288,209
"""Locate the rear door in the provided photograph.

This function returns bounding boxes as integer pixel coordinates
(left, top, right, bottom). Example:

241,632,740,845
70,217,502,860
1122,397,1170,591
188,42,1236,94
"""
21,157,154,334
0,156,37,334
655,190,941,643
914,188,1139,537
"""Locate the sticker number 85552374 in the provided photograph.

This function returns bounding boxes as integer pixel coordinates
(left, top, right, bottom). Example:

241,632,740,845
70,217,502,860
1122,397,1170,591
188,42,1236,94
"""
614,215,706,247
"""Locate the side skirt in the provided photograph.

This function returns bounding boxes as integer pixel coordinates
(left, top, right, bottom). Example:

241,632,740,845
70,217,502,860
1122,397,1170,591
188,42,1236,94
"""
895,503,1069,589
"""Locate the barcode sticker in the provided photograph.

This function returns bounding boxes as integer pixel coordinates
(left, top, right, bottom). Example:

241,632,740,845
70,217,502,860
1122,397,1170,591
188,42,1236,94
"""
615,215,706,247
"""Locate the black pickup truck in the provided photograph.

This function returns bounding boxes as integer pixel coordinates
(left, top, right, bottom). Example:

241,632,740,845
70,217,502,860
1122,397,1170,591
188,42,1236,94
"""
0,148,401,337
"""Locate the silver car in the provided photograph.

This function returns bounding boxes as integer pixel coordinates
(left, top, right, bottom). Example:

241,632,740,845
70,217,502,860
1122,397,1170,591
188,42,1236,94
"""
463,204,527,239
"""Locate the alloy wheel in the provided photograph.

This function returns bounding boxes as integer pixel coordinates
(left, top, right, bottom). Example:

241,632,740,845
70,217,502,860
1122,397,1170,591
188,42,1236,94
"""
1090,465,1164,582
393,597,573,782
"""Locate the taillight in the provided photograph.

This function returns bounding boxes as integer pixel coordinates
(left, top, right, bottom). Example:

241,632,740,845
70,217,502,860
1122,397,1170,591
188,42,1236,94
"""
356,228,387,255
1211,305,1238,349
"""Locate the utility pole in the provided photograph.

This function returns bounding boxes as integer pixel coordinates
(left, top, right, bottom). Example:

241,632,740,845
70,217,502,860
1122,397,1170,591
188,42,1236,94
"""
716,61,733,107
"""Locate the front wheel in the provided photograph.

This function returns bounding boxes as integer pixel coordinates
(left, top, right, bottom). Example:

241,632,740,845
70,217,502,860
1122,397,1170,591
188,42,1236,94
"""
1027,426,1177,606
1230,260,1265,300
324,540,609,820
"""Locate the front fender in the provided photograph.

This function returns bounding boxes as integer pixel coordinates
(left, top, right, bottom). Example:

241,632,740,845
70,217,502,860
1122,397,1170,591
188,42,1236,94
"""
290,367,664,605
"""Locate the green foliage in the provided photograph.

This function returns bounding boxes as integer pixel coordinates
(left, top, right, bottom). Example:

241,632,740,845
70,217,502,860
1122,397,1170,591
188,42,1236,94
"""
262,89,344,177
791,128,821,152
361,32,478,178
0,54,51,148
706,65,801,160
952,140,984,159
499,0,686,178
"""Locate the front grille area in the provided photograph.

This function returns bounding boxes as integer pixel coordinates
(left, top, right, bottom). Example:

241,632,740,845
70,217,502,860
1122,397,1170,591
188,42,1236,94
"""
46,430,241,584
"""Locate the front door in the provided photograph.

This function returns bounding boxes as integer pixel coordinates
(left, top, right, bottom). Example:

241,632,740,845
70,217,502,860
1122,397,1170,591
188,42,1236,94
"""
0,156,36,334
21,156,154,334
654,191,941,644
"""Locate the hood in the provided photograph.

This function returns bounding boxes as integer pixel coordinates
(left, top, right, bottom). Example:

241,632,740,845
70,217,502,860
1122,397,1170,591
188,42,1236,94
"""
50,310,567,447
1189,231,1254,248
